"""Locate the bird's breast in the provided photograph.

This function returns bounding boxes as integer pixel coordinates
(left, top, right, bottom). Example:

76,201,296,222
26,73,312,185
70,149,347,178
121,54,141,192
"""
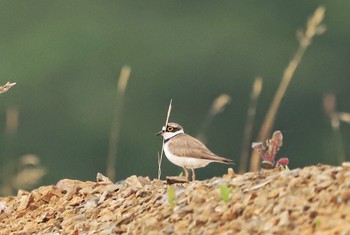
163,143,211,169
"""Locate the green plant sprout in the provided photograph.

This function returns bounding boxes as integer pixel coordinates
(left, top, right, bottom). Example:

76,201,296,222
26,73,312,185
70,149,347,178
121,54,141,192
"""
220,184,232,203
314,216,321,229
280,165,290,171
167,186,176,209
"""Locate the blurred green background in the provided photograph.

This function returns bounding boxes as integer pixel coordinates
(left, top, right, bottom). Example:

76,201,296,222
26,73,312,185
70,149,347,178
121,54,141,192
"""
0,1,349,192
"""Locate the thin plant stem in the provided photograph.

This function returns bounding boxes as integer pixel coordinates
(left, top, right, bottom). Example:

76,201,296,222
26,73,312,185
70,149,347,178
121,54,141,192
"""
250,6,326,171
239,77,262,173
323,93,346,164
158,99,173,180
106,66,131,181
333,129,346,164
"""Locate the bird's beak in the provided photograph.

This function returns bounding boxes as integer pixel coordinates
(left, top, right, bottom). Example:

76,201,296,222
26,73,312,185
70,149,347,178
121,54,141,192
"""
156,129,164,136
156,126,166,136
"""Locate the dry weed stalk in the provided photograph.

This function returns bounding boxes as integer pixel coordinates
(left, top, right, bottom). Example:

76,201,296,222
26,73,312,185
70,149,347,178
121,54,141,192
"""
250,6,326,171
196,94,231,142
106,66,131,181
0,82,16,94
239,77,262,173
158,99,173,180
13,154,46,190
323,93,346,163
5,107,19,135
338,113,350,123
0,154,46,196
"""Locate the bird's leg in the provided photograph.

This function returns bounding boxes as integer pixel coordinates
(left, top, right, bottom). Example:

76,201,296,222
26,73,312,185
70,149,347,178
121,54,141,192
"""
183,167,189,180
191,169,196,181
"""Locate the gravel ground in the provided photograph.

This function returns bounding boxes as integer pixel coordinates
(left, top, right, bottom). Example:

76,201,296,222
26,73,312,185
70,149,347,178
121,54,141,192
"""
1,164,350,234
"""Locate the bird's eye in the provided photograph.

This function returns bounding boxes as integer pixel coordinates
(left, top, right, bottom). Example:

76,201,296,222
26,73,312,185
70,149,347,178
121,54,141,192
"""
167,127,174,132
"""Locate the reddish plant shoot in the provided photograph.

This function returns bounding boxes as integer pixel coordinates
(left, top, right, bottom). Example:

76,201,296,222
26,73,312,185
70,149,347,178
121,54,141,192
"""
252,131,288,169
276,158,289,167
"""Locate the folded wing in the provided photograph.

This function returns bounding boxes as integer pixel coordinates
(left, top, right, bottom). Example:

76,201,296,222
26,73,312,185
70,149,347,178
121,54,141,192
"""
168,133,233,164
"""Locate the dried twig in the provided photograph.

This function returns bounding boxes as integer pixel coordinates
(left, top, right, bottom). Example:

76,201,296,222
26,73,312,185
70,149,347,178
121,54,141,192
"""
243,179,272,192
239,77,262,173
106,66,131,181
158,99,173,180
250,6,326,171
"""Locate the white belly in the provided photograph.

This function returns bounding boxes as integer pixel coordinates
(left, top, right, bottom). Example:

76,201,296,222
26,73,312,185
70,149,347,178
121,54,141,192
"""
164,144,211,169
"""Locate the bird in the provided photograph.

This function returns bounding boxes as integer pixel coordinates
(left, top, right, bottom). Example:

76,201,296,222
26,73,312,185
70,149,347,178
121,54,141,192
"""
156,122,233,181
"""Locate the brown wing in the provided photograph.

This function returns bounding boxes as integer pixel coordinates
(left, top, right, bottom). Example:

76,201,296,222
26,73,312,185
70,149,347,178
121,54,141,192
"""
168,134,232,164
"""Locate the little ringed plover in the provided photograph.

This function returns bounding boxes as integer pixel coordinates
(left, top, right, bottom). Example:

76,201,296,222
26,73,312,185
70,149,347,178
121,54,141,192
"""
156,122,233,181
